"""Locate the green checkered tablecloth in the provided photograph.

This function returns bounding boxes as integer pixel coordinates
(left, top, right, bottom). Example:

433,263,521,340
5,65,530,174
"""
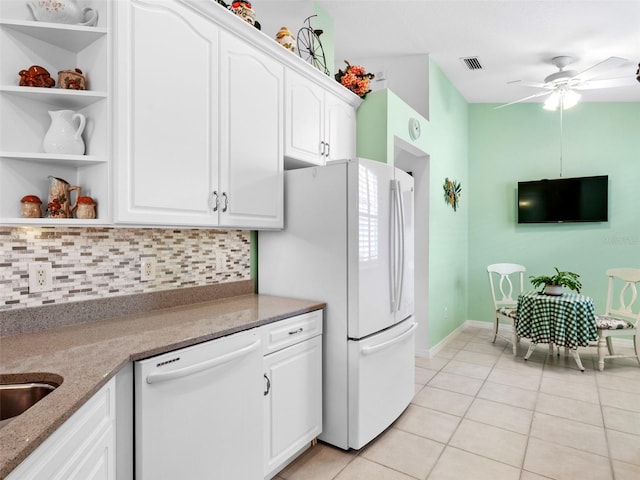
516,291,598,349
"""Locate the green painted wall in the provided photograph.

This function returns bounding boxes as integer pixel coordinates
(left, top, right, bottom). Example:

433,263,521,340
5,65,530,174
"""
314,3,334,76
468,102,640,323
422,62,469,347
355,59,469,348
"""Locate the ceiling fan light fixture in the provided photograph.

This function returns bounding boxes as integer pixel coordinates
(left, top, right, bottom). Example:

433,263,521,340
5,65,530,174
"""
543,89,580,111
562,89,581,109
543,91,560,111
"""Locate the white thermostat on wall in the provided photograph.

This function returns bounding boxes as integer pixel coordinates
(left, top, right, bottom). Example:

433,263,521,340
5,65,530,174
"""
408,117,421,140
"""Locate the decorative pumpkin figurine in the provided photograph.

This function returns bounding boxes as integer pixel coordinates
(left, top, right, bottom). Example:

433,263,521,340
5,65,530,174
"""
20,195,43,218
19,65,55,88
275,26,295,52
227,1,261,30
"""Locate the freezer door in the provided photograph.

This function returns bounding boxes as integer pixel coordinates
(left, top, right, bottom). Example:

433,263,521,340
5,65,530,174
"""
347,318,417,449
395,168,415,323
349,159,396,339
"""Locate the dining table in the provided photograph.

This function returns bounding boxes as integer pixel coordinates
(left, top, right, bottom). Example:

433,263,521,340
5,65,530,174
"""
516,290,599,371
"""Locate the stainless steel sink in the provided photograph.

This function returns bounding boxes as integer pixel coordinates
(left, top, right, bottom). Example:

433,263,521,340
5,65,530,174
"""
0,381,59,424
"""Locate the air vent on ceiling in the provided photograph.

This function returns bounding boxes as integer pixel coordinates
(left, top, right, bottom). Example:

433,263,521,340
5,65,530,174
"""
460,57,483,70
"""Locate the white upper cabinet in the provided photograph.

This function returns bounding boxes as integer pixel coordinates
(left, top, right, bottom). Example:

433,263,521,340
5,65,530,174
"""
0,0,110,224
114,0,220,226
219,30,283,229
115,0,283,229
284,69,357,168
325,91,357,162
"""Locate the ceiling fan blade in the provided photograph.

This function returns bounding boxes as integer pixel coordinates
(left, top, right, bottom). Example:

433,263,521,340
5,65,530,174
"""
494,90,551,109
507,80,551,89
572,56,628,81
574,76,638,90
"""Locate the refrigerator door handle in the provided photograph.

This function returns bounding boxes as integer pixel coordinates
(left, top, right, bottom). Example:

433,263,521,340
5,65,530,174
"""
389,180,398,313
396,181,406,312
360,322,417,356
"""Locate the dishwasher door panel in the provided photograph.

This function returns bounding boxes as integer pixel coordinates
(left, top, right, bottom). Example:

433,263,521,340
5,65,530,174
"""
135,330,262,480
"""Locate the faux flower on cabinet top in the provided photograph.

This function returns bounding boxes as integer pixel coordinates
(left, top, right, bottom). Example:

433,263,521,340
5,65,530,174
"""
335,61,375,98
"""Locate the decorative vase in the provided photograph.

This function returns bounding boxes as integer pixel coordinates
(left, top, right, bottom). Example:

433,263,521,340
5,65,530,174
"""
46,176,81,218
43,110,86,155
544,285,564,296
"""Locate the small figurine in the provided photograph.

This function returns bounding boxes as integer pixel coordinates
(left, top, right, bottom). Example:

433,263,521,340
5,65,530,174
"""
275,26,295,52
228,1,261,30
19,65,55,88
75,196,96,219
58,68,86,90
20,195,43,218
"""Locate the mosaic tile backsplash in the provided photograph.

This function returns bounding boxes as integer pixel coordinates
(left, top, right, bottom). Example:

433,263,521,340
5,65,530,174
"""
0,227,251,311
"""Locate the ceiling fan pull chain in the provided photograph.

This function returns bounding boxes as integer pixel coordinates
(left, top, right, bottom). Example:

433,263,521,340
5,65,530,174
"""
559,104,563,178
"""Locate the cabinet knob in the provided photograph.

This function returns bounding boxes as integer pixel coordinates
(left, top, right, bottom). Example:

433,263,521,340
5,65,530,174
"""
319,141,325,156
325,142,330,158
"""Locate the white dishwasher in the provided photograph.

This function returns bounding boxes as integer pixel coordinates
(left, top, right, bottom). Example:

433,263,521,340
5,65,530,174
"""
135,329,262,480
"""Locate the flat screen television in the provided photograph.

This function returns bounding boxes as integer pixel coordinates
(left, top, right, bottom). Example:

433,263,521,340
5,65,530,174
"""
517,175,608,223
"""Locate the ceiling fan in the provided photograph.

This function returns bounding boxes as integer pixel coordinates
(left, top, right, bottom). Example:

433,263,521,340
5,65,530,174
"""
496,56,635,110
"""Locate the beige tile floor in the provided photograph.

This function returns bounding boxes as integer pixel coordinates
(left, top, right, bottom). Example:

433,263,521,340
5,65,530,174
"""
275,326,640,480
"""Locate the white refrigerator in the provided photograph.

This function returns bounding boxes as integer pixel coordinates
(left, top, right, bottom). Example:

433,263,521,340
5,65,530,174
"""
259,158,416,450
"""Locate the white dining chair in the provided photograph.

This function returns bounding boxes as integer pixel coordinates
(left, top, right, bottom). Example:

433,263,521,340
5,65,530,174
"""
595,268,640,371
487,263,526,355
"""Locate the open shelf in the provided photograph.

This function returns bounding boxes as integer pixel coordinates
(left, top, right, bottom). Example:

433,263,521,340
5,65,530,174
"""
0,151,105,167
0,19,107,51
0,86,107,109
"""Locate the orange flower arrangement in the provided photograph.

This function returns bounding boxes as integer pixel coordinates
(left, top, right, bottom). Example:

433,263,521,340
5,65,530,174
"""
335,61,374,98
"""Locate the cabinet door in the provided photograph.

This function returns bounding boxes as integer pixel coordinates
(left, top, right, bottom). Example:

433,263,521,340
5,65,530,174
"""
263,335,322,479
219,31,283,229
325,92,357,162
6,378,116,480
114,0,219,225
284,69,325,166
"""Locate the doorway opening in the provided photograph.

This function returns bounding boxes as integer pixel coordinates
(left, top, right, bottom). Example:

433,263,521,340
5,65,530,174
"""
393,136,430,357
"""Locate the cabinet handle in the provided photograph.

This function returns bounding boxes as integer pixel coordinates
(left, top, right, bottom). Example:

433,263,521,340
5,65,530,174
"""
221,192,228,212
146,340,261,384
264,373,271,396
325,142,330,158
210,191,219,212
320,141,325,156
288,328,304,335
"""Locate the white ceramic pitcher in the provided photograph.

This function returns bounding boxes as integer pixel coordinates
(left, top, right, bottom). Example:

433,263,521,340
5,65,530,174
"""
27,0,99,26
43,110,86,155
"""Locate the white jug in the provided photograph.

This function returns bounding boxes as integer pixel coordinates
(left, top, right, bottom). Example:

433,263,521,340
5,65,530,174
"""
27,0,98,26
43,110,86,155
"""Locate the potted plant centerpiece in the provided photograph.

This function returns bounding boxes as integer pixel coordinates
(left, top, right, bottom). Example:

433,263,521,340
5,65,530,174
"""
530,267,582,296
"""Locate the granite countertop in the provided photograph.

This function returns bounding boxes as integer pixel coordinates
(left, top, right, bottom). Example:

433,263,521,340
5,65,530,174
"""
0,293,324,479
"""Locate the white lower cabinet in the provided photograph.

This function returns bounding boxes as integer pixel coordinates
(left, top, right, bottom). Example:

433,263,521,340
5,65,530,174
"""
262,310,323,479
6,378,116,480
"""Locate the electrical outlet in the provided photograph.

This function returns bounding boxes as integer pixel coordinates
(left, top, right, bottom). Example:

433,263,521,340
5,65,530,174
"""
141,257,156,281
28,262,53,293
